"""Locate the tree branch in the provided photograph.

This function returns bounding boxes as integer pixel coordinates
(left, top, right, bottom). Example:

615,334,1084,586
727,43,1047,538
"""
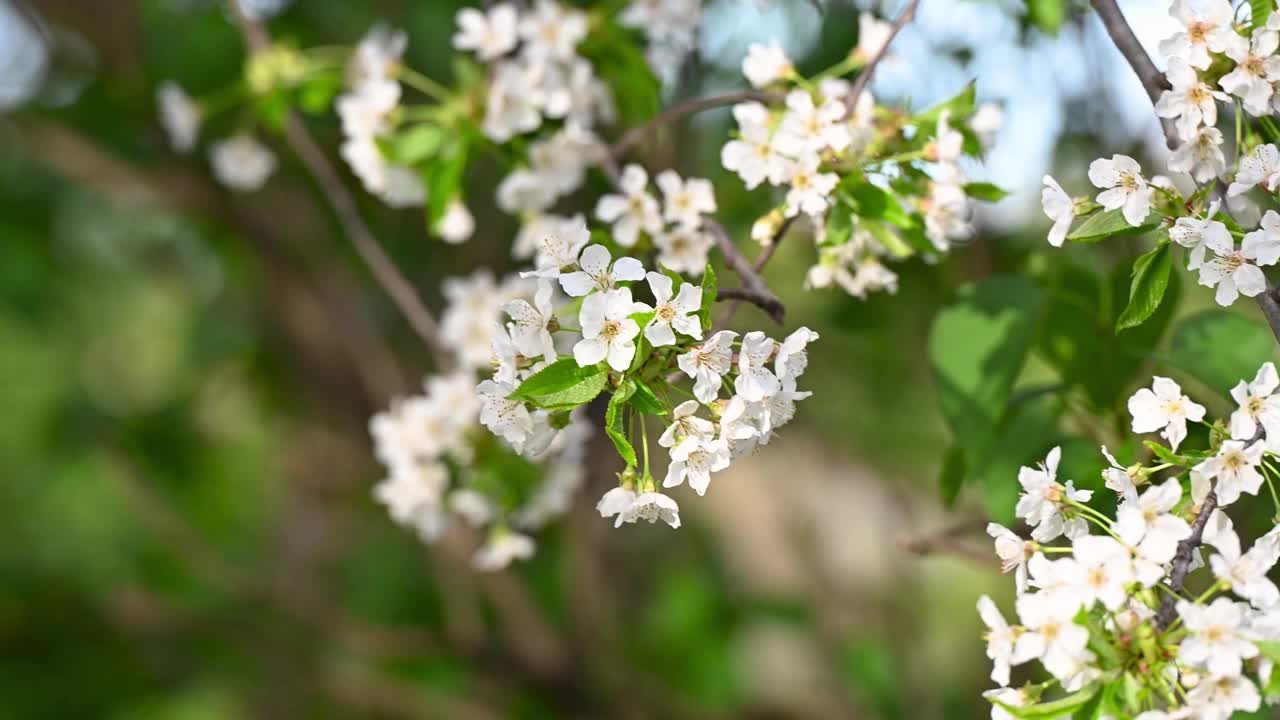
1154,490,1217,629
844,0,920,117
1089,0,1178,148
704,218,785,323
609,89,780,158
227,4,449,368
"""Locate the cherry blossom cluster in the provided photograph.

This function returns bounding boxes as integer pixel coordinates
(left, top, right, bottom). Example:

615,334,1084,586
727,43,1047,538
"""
725,31,1004,300
978,364,1280,719
369,270,590,571
471,221,817,531
1041,4,1280,308
594,164,718,275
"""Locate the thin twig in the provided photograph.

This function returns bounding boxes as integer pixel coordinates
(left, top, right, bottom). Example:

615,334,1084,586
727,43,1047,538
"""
610,90,780,158
227,4,449,368
844,0,920,118
1089,0,1179,149
1154,491,1217,629
714,214,798,329
704,218,785,323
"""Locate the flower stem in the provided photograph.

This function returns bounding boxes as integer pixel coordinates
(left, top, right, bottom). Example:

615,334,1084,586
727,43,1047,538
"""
397,67,450,102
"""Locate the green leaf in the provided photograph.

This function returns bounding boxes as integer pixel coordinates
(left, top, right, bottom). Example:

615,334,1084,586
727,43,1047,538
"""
962,182,1009,202
843,180,914,229
930,275,1044,459
606,380,637,467
1065,208,1157,243
1026,0,1065,34
914,81,975,126
698,264,717,331
824,204,854,247
297,71,342,114
631,380,667,415
510,358,608,409
993,683,1098,719
1252,0,1277,30
1116,243,1172,331
426,139,469,232
1165,309,1277,394
382,124,446,166
578,20,660,127
938,445,967,508
862,219,913,259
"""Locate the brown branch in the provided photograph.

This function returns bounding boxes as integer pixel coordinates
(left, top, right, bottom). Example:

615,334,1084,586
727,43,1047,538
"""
704,218,785,323
900,519,992,566
610,89,781,158
1089,0,1179,148
227,4,449,368
844,0,920,118
715,286,785,319
1155,491,1217,629
714,214,798,329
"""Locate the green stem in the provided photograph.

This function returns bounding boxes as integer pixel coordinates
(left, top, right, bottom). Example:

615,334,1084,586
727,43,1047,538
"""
397,67,450,102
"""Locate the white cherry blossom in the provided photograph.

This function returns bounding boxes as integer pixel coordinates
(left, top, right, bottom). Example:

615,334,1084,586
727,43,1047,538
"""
595,165,663,247
988,522,1032,594
1128,376,1206,451
619,491,682,528
654,226,715,275
210,134,276,192
721,101,788,189
663,436,731,496
558,244,646,297
658,400,715,448
1219,28,1280,116
642,272,702,347
773,89,851,156
502,280,557,362
452,3,518,60
782,153,839,217
1088,154,1152,227
1041,175,1073,247
1156,56,1227,140
1112,478,1192,585
476,379,535,446
775,327,818,381
1159,0,1235,69
977,595,1032,687
518,0,587,63
472,530,535,570
157,82,201,153
678,330,736,403
1194,440,1266,507
574,288,644,371
1229,143,1280,196
1177,598,1260,677
1230,361,1280,442
1169,204,1229,270
742,40,792,88
1198,230,1272,306
1015,447,1092,543
1169,126,1226,184
655,170,716,229
735,331,779,402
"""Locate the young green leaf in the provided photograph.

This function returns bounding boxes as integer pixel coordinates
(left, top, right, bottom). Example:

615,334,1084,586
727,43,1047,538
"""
510,358,608,409
914,81,976,126
383,124,446,166
962,182,1010,202
606,380,638,466
698,264,717,331
631,379,667,415
1252,0,1276,30
426,139,469,231
1115,243,1172,332
1065,208,1157,242
824,203,854,247
992,683,1098,719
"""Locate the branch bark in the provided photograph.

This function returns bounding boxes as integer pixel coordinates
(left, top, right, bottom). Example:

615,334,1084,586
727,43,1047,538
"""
1154,491,1217,629
609,89,780,158
704,218,785,323
1089,0,1179,148
844,0,920,117
228,4,449,368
